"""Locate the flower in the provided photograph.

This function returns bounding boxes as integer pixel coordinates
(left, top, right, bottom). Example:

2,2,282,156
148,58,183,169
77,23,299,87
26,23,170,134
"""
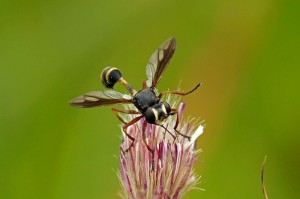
118,94,203,199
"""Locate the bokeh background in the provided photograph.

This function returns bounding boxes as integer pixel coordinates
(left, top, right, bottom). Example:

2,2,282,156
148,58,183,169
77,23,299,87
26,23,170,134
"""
1,0,299,198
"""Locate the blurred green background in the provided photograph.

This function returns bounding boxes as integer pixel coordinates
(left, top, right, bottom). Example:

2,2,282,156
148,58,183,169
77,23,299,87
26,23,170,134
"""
1,0,299,198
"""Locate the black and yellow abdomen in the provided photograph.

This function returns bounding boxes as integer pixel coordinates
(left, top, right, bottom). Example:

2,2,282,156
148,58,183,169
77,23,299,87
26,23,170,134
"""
100,67,123,88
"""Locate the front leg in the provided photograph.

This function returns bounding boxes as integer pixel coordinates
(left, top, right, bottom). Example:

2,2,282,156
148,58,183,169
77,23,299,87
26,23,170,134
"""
171,108,191,141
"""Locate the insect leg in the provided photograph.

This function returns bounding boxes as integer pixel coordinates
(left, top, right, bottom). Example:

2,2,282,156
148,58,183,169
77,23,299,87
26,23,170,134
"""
122,115,143,152
142,80,147,89
142,120,155,171
171,108,191,141
158,125,177,141
112,108,140,124
157,83,202,99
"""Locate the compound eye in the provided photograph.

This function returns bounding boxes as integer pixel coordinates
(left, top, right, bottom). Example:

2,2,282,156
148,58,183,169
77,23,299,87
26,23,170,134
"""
100,66,123,88
162,102,171,114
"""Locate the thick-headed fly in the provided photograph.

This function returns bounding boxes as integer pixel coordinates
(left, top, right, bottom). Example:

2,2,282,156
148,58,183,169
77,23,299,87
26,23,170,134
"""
69,37,201,152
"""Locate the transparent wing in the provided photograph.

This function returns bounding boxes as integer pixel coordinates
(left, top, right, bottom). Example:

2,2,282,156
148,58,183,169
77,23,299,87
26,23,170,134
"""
146,37,176,88
69,90,132,108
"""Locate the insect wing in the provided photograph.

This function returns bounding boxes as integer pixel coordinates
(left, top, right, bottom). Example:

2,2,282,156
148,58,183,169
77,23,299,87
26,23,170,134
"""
146,37,176,88
69,90,132,108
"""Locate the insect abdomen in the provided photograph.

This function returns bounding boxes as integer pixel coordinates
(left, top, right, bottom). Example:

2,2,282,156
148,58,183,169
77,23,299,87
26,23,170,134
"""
100,67,123,88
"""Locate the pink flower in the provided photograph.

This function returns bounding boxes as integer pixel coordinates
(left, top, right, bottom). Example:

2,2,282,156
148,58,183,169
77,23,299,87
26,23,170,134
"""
118,94,203,199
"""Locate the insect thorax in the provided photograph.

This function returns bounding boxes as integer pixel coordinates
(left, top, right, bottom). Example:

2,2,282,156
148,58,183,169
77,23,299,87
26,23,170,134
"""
133,89,157,113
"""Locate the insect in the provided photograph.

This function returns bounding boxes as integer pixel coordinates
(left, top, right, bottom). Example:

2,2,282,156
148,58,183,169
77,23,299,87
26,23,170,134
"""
69,37,200,153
